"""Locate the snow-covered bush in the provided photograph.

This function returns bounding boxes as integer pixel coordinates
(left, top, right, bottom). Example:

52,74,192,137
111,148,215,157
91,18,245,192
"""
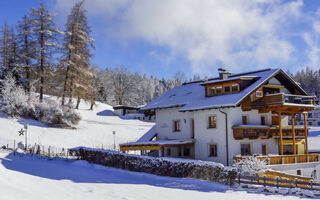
70,147,238,185
0,75,36,117
0,75,81,127
234,156,269,176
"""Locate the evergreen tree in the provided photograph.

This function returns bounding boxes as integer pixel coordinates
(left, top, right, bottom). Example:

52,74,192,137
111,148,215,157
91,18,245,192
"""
16,14,35,94
30,3,61,102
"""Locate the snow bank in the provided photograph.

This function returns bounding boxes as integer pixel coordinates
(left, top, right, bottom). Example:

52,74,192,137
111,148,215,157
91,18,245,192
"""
69,147,237,185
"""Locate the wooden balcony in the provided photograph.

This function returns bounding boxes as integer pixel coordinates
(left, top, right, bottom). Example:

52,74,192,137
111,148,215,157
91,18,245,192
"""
251,93,315,112
234,154,319,165
233,125,307,140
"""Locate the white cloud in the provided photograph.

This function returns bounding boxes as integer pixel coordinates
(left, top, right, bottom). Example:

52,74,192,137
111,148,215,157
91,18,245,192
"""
56,0,305,75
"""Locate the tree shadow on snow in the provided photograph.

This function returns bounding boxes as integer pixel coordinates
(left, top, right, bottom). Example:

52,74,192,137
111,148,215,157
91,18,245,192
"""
1,152,230,193
96,110,116,116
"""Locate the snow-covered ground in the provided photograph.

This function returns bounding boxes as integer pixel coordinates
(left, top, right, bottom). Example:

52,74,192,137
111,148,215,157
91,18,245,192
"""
0,100,154,150
0,151,312,200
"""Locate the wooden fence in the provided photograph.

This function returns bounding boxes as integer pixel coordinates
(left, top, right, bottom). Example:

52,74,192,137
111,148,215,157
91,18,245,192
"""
238,175,320,191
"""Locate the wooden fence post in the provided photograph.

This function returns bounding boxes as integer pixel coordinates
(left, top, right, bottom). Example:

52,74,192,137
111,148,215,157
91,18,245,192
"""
263,175,266,187
310,180,313,190
294,178,298,187
238,174,241,185
276,176,279,188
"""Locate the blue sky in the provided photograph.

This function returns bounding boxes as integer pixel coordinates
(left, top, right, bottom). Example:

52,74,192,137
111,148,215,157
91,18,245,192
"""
1,0,320,79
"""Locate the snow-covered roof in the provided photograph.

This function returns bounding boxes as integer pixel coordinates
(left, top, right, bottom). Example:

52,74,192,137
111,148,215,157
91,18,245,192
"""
141,68,282,112
120,139,194,146
201,76,258,85
136,126,156,142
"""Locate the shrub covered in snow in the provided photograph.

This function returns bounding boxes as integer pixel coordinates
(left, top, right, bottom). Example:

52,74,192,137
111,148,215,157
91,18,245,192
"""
0,75,81,127
234,156,269,176
69,147,238,185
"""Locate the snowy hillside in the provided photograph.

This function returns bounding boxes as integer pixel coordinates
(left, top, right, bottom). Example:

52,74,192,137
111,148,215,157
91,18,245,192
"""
0,151,313,200
0,100,154,150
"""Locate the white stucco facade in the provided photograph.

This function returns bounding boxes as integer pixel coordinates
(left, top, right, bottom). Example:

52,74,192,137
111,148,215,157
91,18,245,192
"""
154,106,283,166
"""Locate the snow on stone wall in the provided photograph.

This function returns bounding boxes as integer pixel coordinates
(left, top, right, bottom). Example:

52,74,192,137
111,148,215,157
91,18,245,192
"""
69,147,238,185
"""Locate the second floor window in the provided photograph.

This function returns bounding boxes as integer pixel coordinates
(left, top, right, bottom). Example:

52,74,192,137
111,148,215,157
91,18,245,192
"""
242,115,248,125
208,116,217,128
173,120,181,132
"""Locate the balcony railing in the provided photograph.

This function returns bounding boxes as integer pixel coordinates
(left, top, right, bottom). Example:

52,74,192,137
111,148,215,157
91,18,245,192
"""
233,125,306,140
251,93,316,108
234,154,319,165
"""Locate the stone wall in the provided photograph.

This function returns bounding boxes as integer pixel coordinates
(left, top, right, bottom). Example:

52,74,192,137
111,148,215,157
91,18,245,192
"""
69,147,238,185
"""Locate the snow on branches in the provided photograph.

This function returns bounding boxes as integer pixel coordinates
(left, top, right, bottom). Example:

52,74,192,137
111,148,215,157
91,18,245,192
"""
234,156,269,176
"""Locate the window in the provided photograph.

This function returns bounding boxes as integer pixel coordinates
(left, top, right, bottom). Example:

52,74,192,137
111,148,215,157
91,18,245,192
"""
232,84,239,92
215,86,222,94
262,144,267,155
297,170,302,176
241,143,252,155
173,120,181,132
208,116,217,128
224,85,231,93
178,147,182,157
183,147,190,157
208,87,215,96
242,115,248,125
261,116,266,125
256,91,263,97
308,113,312,118
166,148,171,156
209,144,217,157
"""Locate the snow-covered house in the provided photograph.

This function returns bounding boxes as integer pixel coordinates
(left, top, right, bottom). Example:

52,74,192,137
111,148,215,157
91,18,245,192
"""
120,68,317,167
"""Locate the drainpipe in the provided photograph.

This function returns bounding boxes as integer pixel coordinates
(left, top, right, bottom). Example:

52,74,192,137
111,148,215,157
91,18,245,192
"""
219,108,229,166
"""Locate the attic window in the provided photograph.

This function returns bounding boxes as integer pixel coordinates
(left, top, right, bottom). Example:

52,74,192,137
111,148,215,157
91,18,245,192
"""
216,86,222,94
224,85,231,93
232,84,239,92
208,87,215,96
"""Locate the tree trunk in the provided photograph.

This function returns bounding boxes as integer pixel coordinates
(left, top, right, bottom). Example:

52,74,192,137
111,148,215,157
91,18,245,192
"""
39,12,44,103
90,101,94,110
75,96,80,109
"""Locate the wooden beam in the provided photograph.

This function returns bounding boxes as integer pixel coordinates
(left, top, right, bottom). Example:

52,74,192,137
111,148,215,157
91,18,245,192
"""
291,113,296,154
304,112,309,154
278,111,283,155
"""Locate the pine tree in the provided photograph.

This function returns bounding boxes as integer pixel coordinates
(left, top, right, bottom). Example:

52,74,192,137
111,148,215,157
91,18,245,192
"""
16,14,35,94
0,23,21,83
61,0,94,108
30,3,61,102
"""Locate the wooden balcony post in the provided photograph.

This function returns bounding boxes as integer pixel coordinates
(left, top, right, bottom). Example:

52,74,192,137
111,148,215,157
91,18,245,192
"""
291,113,296,154
304,112,309,154
278,111,283,155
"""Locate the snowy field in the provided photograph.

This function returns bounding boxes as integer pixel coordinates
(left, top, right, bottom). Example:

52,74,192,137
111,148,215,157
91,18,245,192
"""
0,99,154,150
0,151,313,200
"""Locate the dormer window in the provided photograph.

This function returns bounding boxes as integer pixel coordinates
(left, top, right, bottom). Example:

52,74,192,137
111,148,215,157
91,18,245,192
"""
216,86,222,94
232,84,239,92
208,87,215,96
224,85,231,93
